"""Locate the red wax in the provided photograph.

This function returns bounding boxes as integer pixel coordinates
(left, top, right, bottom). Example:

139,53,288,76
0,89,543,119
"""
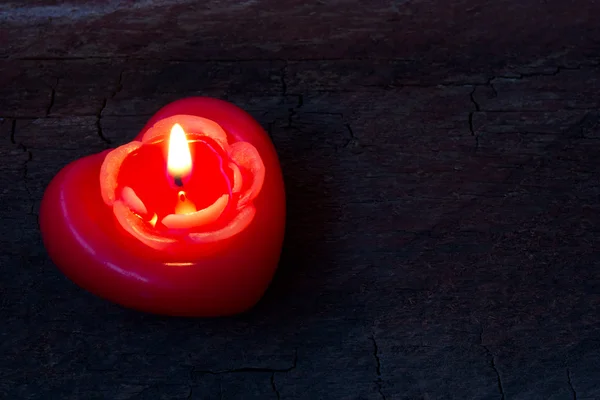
40,97,286,316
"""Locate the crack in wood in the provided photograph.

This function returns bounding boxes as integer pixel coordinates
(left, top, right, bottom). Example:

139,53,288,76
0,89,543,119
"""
193,349,297,376
370,336,386,400
96,98,110,144
468,85,480,151
567,368,577,400
480,327,505,400
270,372,281,400
45,78,58,116
95,70,124,145
9,119,35,218
280,61,288,97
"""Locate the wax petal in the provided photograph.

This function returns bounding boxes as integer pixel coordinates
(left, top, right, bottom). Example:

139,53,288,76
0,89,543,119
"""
99,141,143,206
113,200,177,251
229,162,243,193
228,142,265,207
142,115,228,150
162,194,229,230
188,206,256,244
121,186,148,216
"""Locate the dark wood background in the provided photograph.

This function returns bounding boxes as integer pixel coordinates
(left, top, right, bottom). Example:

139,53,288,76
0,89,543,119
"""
1,1,600,398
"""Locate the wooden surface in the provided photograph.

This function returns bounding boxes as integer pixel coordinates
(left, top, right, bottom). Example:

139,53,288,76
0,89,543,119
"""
1,1,600,398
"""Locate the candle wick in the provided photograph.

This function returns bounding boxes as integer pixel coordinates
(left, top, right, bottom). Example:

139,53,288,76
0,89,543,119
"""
174,176,183,187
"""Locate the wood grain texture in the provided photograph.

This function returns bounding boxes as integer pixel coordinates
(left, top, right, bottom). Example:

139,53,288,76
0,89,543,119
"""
1,1,600,399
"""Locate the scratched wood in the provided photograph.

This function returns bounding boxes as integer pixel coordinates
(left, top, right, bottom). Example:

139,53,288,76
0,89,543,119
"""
1,1,600,399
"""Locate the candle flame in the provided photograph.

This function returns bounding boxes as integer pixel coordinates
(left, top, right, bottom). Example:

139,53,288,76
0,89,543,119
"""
167,123,192,179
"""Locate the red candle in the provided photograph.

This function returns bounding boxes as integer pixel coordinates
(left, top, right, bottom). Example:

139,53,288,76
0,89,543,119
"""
40,97,286,317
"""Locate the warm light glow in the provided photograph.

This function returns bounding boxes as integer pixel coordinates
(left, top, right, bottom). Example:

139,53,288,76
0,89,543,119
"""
175,191,197,215
149,213,158,227
162,194,229,230
167,123,192,179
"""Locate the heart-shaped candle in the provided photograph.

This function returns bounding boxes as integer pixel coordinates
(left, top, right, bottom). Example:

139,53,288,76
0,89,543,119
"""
40,97,286,317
